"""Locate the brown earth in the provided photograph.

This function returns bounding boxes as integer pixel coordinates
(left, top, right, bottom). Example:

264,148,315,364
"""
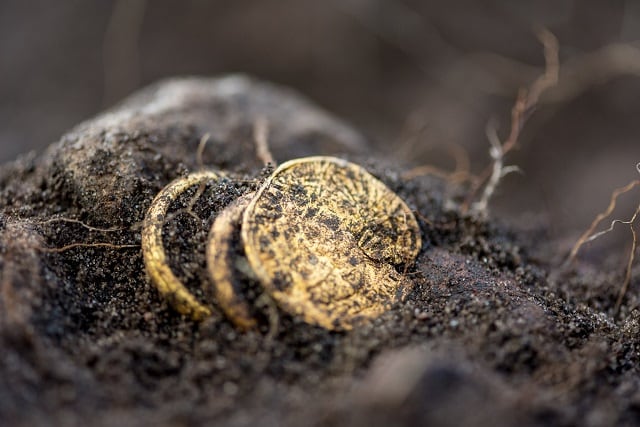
1,76,639,427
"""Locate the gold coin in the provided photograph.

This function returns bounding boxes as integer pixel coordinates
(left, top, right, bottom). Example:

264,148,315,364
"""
241,156,421,330
206,192,259,330
142,171,223,320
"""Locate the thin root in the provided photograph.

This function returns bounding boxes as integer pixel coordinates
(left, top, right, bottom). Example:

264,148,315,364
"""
567,162,640,313
196,133,211,170
34,217,127,233
184,181,208,221
402,143,474,184
40,243,139,253
567,179,640,264
616,204,639,312
33,217,135,253
467,28,559,215
254,117,275,166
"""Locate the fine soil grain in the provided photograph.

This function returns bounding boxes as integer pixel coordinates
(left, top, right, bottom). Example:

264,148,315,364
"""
1,76,639,427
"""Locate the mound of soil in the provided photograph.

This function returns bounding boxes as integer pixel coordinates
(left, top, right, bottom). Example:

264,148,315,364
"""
1,76,639,427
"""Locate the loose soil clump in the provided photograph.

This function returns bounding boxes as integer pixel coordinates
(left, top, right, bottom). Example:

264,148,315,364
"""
1,76,639,427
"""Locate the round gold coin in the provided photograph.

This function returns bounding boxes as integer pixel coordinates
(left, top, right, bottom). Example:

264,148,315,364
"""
241,156,422,330
206,192,259,330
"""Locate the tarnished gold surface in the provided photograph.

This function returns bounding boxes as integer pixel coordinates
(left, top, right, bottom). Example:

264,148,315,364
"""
241,156,421,330
206,193,258,330
142,171,223,321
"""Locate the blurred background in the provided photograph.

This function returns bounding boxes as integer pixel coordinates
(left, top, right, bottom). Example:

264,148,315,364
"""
1,0,640,243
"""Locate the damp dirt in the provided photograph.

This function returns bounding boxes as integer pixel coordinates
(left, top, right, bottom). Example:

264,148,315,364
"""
1,76,639,427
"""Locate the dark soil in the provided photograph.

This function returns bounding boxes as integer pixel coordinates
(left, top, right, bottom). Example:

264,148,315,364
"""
1,76,639,427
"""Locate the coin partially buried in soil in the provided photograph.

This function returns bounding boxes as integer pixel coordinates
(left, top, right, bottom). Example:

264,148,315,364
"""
241,156,422,330
142,170,226,321
206,192,260,331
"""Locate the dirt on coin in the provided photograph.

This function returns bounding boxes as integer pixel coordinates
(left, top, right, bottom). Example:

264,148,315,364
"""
241,156,421,330
207,192,261,331
1,76,640,427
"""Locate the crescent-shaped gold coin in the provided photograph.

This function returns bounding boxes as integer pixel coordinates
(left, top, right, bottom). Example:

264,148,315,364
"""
206,193,259,330
142,171,224,320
